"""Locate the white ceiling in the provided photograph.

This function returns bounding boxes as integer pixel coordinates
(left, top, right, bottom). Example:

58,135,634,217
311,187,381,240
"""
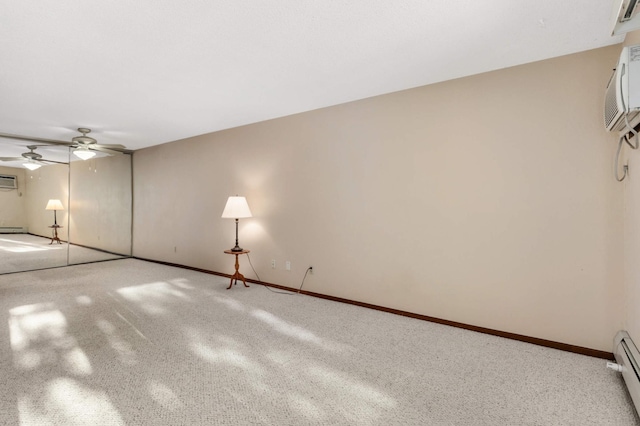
0,0,626,165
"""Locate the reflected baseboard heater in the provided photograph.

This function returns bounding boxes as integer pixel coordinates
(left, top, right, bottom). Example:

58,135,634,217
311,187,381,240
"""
612,331,640,414
0,227,27,234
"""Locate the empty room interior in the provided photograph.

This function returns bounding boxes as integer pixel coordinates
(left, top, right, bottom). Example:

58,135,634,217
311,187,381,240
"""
3,1,640,425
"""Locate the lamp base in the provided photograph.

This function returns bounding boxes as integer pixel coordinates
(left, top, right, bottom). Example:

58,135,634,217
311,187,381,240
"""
230,246,244,252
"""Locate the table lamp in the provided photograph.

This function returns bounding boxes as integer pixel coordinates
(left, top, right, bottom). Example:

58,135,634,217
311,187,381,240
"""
45,199,64,226
221,196,252,252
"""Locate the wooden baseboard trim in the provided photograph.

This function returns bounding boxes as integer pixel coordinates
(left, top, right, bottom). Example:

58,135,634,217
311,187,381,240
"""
133,256,613,360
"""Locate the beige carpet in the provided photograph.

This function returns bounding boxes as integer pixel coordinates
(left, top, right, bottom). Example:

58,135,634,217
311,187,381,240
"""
0,234,125,274
0,259,637,425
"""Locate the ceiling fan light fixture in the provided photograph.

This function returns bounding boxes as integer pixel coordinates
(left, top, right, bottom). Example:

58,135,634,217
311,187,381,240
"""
73,149,96,160
23,162,41,171
72,135,97,144
72,128,97,145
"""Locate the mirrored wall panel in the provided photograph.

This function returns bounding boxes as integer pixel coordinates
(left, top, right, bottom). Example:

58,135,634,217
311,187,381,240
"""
0,140,132,274
0,143,70,274
68,153,132,265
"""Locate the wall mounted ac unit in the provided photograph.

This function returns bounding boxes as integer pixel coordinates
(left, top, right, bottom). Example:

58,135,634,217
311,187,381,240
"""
0,174,17,189
605,44,640,132
613,331,640,416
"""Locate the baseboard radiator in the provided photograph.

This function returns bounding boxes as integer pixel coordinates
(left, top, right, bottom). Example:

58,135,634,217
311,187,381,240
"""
0,227,27,234
610,331,640,415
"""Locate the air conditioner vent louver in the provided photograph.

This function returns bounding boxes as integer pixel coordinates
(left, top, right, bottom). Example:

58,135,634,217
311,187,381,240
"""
605,70,623,129
0,174,17,189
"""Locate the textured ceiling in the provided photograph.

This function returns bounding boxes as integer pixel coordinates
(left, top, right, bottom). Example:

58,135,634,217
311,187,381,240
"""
0,0,626,162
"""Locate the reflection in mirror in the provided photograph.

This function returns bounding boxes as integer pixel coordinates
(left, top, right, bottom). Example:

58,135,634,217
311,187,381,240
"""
0,146,70,274
68,152,132,264
0,140,132,274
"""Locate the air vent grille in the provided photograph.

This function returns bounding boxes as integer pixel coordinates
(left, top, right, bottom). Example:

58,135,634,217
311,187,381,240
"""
0,174,17,189
605,69,623,130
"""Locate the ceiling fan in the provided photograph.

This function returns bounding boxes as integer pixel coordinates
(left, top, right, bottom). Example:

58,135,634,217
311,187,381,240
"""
68,128,127,160
0,127,129,161
0,145,67,170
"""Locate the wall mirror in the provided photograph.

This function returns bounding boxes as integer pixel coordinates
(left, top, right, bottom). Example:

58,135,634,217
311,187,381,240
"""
0,140,132,274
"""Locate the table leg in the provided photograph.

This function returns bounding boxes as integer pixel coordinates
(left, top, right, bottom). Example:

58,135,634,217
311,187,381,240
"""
49,227,61,245
226,254,249,290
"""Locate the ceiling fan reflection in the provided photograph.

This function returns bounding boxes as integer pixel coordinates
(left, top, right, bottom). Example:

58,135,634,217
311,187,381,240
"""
0,145,67,170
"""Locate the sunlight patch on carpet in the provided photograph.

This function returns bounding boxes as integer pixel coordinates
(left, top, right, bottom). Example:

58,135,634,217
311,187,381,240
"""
18,377,125,426
213,295,246,312
9,303,93,375
147,380,185,411
116,281,192,315
287,391,324,421
306,365,396,422
96,318,138,365
251,309,321,344
0,238,64,253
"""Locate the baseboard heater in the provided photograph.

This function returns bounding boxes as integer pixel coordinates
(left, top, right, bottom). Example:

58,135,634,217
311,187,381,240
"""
0,227,27,233
610,331,640,415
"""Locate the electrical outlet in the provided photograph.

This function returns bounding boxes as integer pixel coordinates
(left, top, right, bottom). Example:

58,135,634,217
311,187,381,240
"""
285,261,291,271
271,259,276,269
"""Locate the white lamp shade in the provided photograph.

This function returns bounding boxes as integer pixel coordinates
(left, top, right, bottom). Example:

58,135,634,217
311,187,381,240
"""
221,196,252,218
74,149,96,160
45,199,64,211
23,162,41,170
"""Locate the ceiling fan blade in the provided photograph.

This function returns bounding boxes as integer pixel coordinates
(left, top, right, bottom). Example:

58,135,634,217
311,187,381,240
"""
89,146,123,155
0,157,66,165
95,143,126,150
0,132,70,145
37,159,68,165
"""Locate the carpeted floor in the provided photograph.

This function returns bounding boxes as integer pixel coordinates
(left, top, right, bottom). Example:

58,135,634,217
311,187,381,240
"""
0,234,125,274
0,259,637,425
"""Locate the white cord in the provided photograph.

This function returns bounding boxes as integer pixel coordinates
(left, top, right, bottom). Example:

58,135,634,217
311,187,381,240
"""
616,134,629,182
624,115,639,150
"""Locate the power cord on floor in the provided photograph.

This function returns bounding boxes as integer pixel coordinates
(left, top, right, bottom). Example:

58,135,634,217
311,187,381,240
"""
246,253,312,295
298,267,311,293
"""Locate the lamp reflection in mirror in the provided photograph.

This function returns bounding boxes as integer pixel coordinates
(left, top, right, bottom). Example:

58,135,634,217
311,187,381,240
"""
23,161,41,171
221,196,252,252
45,199,64,226
73,148,96,160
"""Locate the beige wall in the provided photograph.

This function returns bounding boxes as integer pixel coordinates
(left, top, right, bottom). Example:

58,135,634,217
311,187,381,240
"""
133,45,624,352
0,166,27,229
25,164,69,240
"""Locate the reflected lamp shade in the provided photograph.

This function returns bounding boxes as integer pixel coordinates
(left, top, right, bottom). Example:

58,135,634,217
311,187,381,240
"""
221,196,252,252
46,199,64,226
45,199,64,211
